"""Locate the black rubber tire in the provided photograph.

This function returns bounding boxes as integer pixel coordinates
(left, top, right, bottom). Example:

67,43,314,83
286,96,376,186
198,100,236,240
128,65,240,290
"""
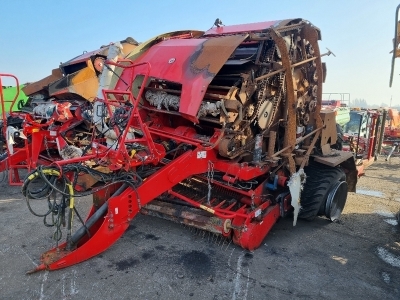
299,161,346,221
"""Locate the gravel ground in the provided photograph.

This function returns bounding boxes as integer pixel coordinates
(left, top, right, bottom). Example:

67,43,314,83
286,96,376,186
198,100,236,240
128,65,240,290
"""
0,156,399,300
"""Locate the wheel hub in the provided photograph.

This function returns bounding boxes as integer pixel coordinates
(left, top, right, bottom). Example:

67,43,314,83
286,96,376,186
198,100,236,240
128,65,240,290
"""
325,181,348,221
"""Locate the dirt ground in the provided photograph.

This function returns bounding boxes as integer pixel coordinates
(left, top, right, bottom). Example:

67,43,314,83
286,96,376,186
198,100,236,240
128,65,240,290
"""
0,156,400,300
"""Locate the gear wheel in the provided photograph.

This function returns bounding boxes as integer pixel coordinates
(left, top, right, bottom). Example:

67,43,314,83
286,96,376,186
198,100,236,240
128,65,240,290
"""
256,100,274,130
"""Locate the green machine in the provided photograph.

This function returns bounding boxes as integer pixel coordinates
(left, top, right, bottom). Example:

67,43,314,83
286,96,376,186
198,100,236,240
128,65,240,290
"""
0,85,28,115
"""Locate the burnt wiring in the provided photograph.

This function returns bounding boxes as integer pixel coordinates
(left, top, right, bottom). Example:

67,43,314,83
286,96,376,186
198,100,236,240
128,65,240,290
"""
22,164,144,244
23,164,144,199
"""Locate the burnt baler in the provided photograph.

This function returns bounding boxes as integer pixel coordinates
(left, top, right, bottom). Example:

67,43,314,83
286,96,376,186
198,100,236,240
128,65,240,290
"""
0,37,141,184
0,33,202,185
16,19,357,273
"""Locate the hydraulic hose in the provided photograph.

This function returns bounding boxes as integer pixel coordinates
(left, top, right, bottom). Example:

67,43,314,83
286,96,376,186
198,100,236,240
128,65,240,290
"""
69,183,128,246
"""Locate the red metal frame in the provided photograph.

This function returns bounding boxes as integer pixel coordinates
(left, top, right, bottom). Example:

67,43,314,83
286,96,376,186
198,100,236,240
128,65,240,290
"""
4,18,344,273
23,55,288,271
0,73,21,120
30,144,282,272
0,74,30,185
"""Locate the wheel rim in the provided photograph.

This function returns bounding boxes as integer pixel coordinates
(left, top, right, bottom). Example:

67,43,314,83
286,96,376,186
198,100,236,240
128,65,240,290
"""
325,181,348,221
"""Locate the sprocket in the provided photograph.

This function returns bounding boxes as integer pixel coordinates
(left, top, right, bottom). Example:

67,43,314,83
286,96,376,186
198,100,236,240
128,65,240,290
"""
256,99,275,130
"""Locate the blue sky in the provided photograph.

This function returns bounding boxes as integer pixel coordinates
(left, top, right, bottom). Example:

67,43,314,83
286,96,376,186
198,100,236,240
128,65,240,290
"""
1,0,399,106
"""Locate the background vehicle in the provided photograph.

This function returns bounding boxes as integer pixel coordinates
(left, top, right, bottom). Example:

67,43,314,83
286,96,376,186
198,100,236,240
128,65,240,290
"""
341,108,385,175
384,108,400,141
0,84,28,115
322,93,351,130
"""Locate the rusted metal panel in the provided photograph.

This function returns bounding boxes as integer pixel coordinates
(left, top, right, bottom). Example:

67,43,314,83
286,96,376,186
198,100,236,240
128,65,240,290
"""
204,19,318,36
22,68,63,96
312,150,354,167
60,49,105,71
111,31,206,91
320,110,337,146
270,28,296,174
125,30,204,59
49,64,99,100
190,35,248,75
141,200,223,234
302,24,324,130
204,20,281,36
59,38,138,73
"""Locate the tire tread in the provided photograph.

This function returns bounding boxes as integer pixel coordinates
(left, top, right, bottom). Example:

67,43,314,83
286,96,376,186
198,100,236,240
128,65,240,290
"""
299,161,346,220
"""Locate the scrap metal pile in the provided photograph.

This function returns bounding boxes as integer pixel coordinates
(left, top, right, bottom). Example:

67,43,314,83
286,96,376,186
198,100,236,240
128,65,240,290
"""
0,18,358,273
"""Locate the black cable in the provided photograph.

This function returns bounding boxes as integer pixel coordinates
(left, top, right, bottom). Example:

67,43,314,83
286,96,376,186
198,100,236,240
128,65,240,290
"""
23,162,144,245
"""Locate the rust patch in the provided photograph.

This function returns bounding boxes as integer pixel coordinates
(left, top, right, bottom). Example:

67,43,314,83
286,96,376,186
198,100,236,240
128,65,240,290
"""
190,35,248,76
301,24,323,129
22,68,63,96
270,28,296,174
41,249,70,266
